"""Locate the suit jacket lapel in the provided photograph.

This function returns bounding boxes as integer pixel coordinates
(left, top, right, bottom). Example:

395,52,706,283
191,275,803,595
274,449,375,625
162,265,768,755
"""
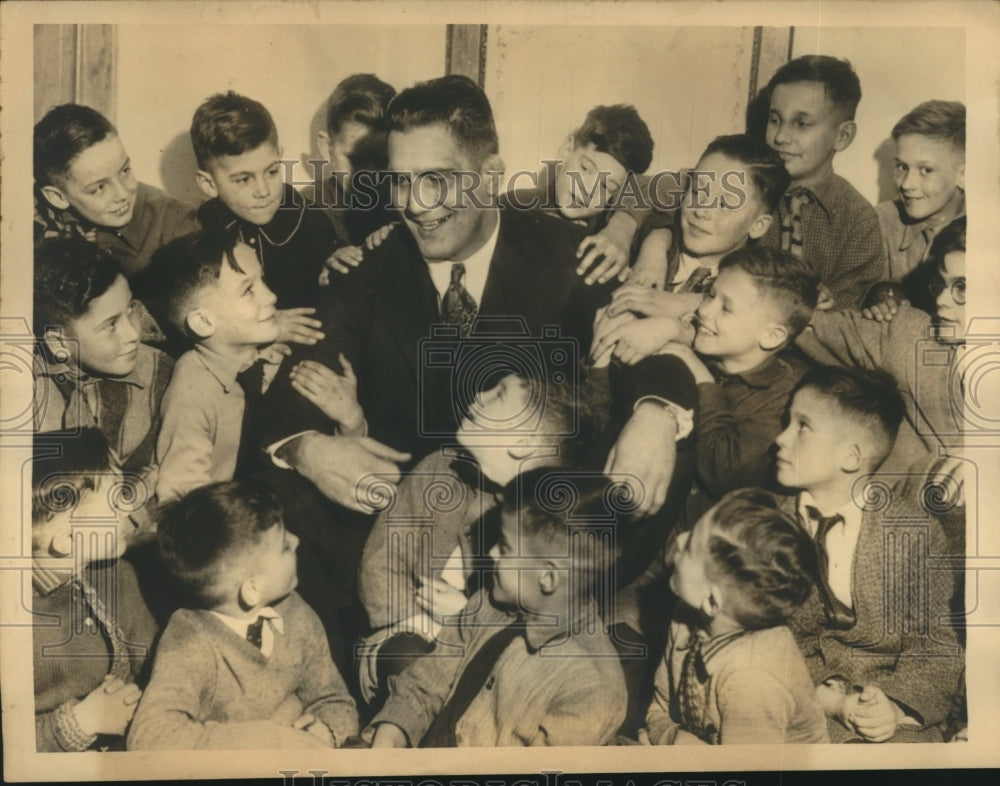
481,212,548,326
380,231,440,382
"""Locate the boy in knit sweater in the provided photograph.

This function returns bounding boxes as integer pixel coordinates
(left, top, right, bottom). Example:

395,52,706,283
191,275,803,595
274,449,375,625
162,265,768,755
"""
32,428,158,752
127,481,358,749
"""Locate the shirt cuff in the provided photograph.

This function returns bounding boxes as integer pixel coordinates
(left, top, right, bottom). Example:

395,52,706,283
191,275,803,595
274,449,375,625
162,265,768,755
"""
633,396,694,441
266,431,319,470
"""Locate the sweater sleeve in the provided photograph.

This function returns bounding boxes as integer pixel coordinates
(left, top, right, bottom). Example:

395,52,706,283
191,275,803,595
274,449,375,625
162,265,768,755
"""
154,376,217,504
127,613,326,750
714,669,797,745
645,653,679,745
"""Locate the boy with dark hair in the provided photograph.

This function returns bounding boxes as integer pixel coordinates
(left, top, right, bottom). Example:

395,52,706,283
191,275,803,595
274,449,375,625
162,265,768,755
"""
509,104,656,286
357,373,598,707
33,238,173,487
127,481,358,749
643,487,827,745
876,100,966,299
140,229,290,502
364,469,628,747
31,428,158,751
191,91,338,340
758,55,886,309
775,366,963,742
622,133,789,299
34,103,200,277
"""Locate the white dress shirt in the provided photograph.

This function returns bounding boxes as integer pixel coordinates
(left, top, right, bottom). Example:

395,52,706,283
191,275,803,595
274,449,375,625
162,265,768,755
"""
798,491,863,609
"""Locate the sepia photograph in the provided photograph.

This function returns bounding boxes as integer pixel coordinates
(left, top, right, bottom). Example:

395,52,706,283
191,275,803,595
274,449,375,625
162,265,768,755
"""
1,0,998,781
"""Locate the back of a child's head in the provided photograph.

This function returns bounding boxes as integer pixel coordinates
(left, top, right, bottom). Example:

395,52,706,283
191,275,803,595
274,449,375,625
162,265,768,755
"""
502,468,630,598
704,487,819,630
766,55,862,121
795,365,905,470
34,237,123,339
325,73,396,135
718,244,819,340
34,103,117,187
157,480,283,609
136,228,240,339
930,215,966,270
700,133,790,214
532,375,599,470
574,104,654,175
891,100,965,153
31,428,113,536
190,91,279,171
388,75,498,166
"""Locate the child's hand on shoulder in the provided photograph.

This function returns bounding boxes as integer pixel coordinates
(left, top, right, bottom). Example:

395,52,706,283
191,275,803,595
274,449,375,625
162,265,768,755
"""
861,297,905,322
293,713,335,747
607,283,691,320
73,675,142,737
415,576,468,621
290,354,365,435
275,307,325,346
322,246,364,281
592,313,684,366
627,227,672,289
576,232,629,285
365,221,399,250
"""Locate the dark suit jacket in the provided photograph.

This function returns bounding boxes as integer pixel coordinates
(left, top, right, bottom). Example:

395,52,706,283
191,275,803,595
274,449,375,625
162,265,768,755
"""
781,490,964,742
260,206,615,463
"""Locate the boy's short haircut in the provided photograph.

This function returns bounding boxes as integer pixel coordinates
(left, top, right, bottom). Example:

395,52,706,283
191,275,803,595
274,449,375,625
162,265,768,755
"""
502,468,630,597
930,215,966,269
704,487,819,630
765,55,862,121
794,365,905,469
891,100,966,152
533,375,598,469
34,237,123,339
387,75,499,166
574,105,654,175
700,134,790,214
190,91,279,171
157,480,284,609
135,228,242,338
34,103,117,187
31,427,113,528
325,73,396,135
718,244,820,339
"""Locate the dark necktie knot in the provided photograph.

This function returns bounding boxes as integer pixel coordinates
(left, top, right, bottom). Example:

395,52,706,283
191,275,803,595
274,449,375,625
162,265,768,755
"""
246,616,266,649
236,359,266,401
804,505,845,541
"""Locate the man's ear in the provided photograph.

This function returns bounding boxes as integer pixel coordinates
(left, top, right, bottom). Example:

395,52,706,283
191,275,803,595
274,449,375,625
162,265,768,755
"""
239,578,261,610
42,328,73,364
185,308,216,339
195,169,219,199
833,120,857,153
480,153,506,197
758,321,789,352
538,560,560,596
40,184,71,211
956,161,966,192
747,212,774,241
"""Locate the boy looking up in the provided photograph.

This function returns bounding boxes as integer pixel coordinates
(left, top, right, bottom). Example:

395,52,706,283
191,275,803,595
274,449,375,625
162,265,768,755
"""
776,366,963,742
760,55,886,309
191,91,336,344
32,428,158,751
644,488,827,745
140,229,283,503
127,481,358,749
365,469,628,747
876,100,965,305
34,103,200,277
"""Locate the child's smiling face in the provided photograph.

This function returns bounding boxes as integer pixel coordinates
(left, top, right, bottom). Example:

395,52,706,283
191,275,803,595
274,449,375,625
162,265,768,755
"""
893,134,965,222
43,134,139,228
766,81,852,187
693,266,784,366
199,142,283,226
58,274,141,378
554,142,628,221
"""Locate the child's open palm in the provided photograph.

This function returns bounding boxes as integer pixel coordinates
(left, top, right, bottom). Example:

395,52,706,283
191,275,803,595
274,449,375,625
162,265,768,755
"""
289,354,364,435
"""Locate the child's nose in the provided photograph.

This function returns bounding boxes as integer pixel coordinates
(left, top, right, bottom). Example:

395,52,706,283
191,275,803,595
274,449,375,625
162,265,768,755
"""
488,543,500,561
288,532,299,550
253,176,273,199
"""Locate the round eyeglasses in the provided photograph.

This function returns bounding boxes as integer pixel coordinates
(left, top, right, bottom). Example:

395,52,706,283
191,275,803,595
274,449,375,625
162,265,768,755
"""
928,277,966,306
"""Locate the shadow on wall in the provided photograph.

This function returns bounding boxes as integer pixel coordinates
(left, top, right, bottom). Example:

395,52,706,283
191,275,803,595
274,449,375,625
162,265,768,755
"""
299,99,328,184
159,132,205,207
873,137,897,205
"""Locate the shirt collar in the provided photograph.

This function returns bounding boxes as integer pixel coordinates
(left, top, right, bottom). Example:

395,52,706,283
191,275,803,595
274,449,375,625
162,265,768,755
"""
709,353,786,389
205,183,305,246
796,490,863,536
791,173,838,221
675,624,752,675
32,558,74,595
211,606,284,639
425,211,501,306
523,596,602,651
193,344,253,393
897,189,966,251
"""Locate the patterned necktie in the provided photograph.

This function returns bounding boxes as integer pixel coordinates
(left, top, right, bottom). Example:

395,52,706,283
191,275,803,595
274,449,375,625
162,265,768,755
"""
235,358,266,477
678,632,708,739
781,188,814,260
678,266,714,294
73,577,132,681
804,505,856,629
246,616,266,649
441,262,478,337
420,621,525,747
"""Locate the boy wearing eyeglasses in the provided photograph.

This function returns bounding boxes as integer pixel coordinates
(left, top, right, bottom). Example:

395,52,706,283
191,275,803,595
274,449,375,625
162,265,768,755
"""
793,216,967,543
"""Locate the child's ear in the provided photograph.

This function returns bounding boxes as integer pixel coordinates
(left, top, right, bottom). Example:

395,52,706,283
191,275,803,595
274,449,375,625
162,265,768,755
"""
239,579,261,610
538,560,560,596
39,184,71,211
700,586,724,619
42,328,73,365
840,440,864,474
507,439,559,465
316,130,332,160
747,212,774,241
185,308,216,339
758,321,789,352
833,120,857,153
557,134,576,158
195,169,219,199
